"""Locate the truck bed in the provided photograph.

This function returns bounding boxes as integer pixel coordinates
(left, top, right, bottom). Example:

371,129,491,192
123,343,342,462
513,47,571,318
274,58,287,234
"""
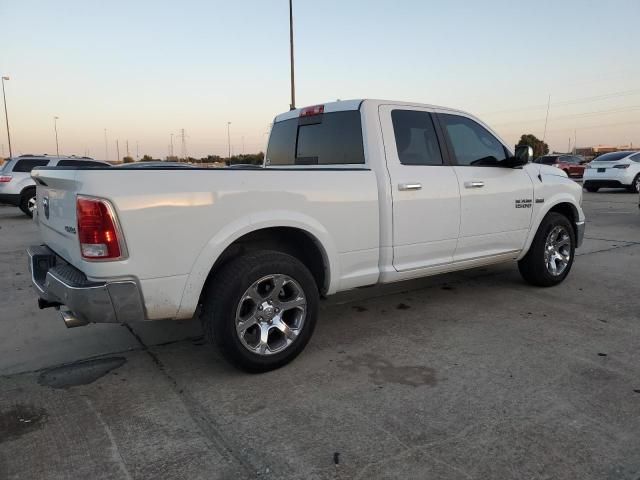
31,166,380,320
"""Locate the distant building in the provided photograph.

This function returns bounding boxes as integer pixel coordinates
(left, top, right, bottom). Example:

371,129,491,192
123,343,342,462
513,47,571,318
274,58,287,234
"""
575,144,639,159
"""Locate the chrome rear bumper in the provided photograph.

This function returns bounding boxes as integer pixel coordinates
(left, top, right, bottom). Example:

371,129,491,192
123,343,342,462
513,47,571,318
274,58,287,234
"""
27,245,145,325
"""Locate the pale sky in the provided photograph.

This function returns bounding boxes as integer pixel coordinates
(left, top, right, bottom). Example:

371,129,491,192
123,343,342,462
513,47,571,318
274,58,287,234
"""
1,0,639,160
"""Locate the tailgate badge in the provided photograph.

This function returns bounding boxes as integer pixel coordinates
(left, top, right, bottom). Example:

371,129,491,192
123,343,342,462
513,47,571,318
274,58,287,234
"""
43,196,50,219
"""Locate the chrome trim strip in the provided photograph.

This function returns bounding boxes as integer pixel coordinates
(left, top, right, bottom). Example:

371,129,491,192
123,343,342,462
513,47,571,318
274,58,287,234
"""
575,221,585,248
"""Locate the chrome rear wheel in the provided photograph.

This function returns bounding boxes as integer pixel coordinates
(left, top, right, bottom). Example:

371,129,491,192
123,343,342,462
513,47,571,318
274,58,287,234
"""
235,274,307,355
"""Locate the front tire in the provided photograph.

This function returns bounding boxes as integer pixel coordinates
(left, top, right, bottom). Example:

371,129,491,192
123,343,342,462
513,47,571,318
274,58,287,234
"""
584,183,599,193
518,212,576,287
201,250,319,372
628,174,640,193
19,188,37,218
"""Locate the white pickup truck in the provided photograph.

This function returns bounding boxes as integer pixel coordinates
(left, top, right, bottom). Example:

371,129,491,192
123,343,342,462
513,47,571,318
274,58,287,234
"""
28,99,585,371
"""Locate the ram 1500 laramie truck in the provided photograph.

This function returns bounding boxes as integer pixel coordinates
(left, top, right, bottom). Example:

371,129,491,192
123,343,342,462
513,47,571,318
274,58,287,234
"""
28,99,585,371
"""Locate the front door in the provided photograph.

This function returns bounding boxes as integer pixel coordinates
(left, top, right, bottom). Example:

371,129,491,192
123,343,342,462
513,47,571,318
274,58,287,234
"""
436,112,534,261
379,105,460,272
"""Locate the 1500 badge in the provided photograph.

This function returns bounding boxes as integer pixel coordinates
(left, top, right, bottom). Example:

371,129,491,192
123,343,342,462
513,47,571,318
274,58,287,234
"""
515,199,533,209
64,226,76,234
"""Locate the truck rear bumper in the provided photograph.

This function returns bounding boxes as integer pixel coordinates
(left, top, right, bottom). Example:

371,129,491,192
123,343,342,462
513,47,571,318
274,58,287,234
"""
27,245,145,325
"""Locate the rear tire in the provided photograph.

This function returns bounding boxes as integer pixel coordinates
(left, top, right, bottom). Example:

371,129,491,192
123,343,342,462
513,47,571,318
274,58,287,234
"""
19,188,36,218
201,250,319,372
584,184,599,193
518,212,576,287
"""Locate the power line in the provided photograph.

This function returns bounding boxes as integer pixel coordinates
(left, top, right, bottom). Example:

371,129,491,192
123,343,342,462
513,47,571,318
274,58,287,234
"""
481,89,640,116
490,105,640,128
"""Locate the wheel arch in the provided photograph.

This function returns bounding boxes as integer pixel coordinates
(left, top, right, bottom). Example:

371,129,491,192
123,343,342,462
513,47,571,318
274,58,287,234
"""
176,216,338,319
518,197,582,260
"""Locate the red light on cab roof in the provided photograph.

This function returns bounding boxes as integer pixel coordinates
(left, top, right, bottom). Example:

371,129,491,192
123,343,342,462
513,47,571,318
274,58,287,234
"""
300,105,324,117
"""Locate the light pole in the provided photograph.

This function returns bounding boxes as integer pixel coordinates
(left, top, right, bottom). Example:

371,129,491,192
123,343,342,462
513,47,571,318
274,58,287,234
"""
289,0,296,110
54,116,60,157
227,122,232,159
1,76,12,158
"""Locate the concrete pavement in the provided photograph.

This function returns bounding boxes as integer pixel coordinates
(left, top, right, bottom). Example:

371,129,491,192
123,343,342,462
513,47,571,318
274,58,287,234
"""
1,191,639,479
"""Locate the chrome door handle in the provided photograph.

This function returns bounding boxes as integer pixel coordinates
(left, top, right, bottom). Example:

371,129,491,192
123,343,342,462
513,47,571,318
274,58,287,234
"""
464,181,485,189
398,183,422,191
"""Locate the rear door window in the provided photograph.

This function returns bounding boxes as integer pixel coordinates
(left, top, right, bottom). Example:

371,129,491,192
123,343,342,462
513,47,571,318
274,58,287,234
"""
391,110,443,165
12,159,50,172
267,111,365,166
57,160,107,167
438,114,507,166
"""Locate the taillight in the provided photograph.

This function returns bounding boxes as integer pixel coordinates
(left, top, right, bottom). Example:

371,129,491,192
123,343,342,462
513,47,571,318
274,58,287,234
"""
76,196,126,260
300,104,324,117
0,175,12,182
613,164,630,169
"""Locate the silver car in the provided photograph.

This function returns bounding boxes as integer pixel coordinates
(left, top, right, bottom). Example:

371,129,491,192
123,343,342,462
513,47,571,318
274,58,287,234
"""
0,155,109,217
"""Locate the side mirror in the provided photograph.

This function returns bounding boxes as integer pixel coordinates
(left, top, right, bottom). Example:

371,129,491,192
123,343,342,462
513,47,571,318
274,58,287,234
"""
514,145,533,163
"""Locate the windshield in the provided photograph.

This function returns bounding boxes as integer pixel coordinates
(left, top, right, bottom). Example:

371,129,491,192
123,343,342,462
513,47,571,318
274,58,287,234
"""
594,152,631,162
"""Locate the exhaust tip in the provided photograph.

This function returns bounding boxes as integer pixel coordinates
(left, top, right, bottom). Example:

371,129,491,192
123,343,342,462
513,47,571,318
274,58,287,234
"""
60,310,89,328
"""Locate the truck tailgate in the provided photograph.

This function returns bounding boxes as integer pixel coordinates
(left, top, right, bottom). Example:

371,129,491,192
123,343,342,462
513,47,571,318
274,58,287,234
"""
31,168,83,267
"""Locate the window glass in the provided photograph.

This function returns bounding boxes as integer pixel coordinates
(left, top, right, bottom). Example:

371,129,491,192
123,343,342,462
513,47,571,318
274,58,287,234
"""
594,151,632,162
536,156,557,165
391,110,443,165
57,160,106,167
630,153,640,162
439,114,507,166
265,119,297,165
12,159,49,172
266,111,364,165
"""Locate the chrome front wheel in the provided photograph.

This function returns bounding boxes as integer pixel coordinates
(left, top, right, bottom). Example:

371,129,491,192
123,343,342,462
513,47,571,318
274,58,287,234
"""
544,226,571,276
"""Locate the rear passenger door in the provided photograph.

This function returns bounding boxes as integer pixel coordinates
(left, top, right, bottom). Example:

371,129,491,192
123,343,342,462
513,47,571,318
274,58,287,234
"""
436,113,533,261
379,105,460,271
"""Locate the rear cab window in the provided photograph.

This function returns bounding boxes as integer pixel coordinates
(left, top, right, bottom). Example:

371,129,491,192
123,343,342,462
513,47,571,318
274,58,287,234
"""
266,110,365,166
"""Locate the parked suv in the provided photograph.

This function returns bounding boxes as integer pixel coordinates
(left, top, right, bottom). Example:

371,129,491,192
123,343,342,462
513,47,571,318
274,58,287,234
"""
533,155,586,178
0,155,109,217
583,151,640,193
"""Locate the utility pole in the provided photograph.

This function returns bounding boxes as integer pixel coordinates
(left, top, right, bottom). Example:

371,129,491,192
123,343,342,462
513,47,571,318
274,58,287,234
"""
136,141,139,160
54,116,60,157
170,133,174,157
573,130,577,154
104,128,109,161
289,0,296,110
542,94,551,142
227,122,232,159
179,129,187,160
567,138,571,154
116,140,120,162
1,76,12,158
242,136,245,155
126,140,130,157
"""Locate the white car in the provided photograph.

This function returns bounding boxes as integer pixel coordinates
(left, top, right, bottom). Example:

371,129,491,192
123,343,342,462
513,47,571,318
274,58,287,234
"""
28,99,585,372
0,155,109,217
583,151,640,193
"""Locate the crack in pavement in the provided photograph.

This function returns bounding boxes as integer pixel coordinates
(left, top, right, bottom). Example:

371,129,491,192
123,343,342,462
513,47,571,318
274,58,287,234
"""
122,324,259,477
